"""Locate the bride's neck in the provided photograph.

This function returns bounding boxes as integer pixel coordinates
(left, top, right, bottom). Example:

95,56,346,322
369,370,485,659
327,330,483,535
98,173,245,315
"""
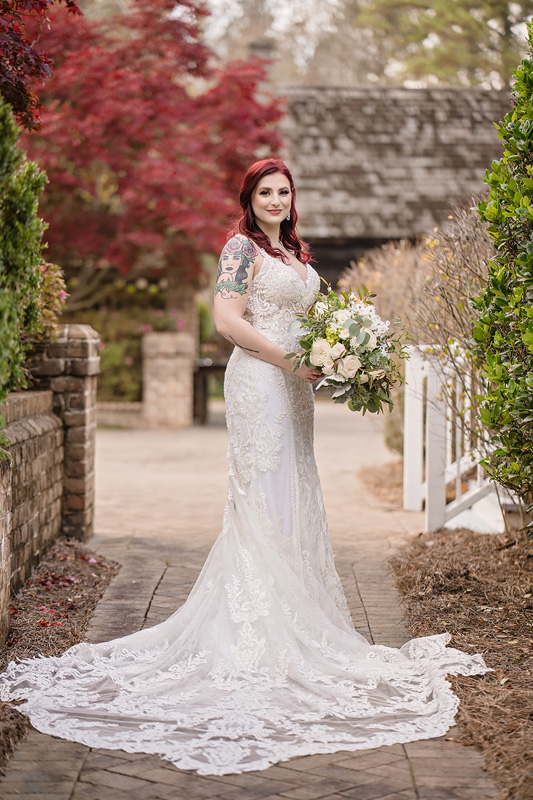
256,221,281,247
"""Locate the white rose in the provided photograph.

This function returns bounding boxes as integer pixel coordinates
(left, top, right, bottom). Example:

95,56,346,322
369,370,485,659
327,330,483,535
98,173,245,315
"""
333,309,351,324
359,373,369,384
365,331,378,350
309,338,331,367
313,301,328,317
337,354,362,379
350,336,360,351
339,328,350,340
330,342,346,359
321,356,335,375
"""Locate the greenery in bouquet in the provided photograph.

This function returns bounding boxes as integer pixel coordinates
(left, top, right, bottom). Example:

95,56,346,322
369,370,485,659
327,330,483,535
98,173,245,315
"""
287,286,408,414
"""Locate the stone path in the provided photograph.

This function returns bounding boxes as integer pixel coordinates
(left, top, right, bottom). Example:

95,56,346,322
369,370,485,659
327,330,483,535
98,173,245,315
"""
0,401,501,800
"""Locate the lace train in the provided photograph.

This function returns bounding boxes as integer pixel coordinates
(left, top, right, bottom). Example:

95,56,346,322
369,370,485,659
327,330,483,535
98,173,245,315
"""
0,250,491,775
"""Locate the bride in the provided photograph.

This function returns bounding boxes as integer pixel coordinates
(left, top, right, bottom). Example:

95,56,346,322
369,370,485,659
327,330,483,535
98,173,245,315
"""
0,157,490,777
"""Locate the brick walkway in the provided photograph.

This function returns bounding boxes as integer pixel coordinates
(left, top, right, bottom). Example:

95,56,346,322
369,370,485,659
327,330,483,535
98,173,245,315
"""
0,401,501,800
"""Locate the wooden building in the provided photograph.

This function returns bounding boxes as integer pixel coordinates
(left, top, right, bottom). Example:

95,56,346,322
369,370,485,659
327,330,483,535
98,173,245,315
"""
279,87,511,284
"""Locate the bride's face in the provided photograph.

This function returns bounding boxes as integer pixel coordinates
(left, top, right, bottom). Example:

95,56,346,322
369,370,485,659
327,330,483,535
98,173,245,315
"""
251,172,292,227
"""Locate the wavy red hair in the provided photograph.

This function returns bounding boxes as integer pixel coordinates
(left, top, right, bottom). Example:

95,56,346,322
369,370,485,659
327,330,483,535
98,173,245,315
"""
229,158,313,264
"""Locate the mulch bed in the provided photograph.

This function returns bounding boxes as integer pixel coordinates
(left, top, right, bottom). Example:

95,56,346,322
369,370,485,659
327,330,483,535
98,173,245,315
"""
360,458,533,799
0,538,119,773
390,527,533,800
357,459,404,507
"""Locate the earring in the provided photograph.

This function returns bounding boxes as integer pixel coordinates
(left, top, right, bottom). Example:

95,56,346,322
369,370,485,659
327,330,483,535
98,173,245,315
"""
286,211,291,221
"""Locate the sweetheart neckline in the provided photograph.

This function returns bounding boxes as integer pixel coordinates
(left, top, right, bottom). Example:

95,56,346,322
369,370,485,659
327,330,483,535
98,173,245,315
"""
255,251,312,290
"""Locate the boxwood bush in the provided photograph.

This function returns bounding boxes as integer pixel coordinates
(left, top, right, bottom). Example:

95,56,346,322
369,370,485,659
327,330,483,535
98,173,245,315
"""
0,99,46,409
474,23,533,523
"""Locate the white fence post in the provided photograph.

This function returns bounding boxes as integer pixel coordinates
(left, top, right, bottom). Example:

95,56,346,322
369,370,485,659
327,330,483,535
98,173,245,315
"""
403,344,495,532
424,360,447,531
403,346,425,511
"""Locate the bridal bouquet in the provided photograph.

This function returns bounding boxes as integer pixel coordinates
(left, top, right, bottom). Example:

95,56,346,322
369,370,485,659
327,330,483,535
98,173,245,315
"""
287,287,406,414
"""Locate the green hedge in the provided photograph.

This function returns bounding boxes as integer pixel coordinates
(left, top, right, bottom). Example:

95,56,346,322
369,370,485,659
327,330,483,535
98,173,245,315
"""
0,99,46,408
474,23,533,521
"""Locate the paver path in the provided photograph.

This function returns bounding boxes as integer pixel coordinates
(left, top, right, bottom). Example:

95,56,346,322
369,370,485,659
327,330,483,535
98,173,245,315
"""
0,400,501,800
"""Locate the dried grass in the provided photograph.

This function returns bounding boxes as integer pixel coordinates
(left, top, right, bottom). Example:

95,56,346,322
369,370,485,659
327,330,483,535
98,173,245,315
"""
0,538,119,773
390,529,533,800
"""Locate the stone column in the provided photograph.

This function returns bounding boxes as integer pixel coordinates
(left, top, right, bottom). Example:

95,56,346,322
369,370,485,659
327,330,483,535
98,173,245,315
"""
29,324,100,541
142,331,195,428
0,458,11,645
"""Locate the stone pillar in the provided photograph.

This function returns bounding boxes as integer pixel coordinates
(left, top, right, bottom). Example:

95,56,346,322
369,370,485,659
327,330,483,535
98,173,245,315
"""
165,280,199,358
142,331,195,428
0,458,12,645
29,324,100,541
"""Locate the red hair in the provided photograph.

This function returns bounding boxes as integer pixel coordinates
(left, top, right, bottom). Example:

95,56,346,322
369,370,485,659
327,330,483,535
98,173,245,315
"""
229,158,313,264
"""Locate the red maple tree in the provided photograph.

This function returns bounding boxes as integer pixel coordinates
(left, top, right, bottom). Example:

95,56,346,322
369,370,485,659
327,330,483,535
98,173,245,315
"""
0,0,81,130
22,0,285,308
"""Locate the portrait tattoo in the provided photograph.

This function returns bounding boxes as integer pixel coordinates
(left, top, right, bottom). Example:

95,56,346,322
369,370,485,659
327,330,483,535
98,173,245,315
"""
215,238,257,298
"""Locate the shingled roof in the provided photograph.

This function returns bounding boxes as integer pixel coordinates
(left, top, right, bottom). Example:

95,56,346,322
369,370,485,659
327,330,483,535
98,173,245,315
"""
279,87,511,241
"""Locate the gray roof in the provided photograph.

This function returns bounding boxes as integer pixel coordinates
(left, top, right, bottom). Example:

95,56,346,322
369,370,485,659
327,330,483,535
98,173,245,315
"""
279,87,511,240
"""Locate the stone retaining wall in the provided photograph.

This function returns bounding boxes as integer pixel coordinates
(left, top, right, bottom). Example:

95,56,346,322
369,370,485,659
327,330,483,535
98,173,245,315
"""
2,391,63,593
0,324,100,644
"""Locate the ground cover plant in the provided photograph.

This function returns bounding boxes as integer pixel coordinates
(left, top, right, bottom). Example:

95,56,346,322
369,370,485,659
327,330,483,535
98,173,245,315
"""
0,539,119,773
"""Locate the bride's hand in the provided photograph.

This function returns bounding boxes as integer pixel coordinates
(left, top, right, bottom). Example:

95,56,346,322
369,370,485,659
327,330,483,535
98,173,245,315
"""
293,363,322,384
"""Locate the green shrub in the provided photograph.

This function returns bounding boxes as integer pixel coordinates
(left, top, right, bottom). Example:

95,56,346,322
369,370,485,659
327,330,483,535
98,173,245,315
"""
474,23,533,520
0,99,47,409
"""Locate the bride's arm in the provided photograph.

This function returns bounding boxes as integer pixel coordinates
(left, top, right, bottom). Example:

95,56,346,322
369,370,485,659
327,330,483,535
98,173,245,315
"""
213,236,320,382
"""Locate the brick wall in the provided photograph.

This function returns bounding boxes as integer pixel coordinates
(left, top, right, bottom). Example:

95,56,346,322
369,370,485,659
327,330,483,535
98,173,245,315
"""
2,391,63,592
0,324,100,644
29,324,100,539
0,459,11,644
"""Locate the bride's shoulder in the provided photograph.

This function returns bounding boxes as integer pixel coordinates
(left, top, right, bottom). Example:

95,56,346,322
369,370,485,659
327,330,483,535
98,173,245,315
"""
223,234,262,258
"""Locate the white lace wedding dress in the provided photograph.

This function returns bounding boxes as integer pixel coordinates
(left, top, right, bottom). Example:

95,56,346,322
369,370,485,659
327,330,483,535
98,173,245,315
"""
0,250,490,776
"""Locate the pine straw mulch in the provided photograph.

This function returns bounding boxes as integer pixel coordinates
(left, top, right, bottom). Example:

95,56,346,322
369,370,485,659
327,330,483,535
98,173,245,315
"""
357,459,404,507
0,538,120,774
390,528,533,800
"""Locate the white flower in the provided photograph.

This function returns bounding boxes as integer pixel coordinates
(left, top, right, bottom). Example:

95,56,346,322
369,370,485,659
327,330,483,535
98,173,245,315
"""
360,373,369,384
313,301,328,317
337,354,362,379
330,342,346,359
350,336,360,351
338,328,350,340
365,331,378,350
309,339,331,367
333,309,351,324
322,356,335,375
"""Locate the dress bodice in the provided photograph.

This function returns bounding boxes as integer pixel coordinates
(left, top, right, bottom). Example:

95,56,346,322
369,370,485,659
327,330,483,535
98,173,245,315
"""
243,250,320,350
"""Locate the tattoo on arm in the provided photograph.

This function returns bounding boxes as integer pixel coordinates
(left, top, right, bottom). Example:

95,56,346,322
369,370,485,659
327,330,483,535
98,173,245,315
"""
229,335,259,354
215,237,257,298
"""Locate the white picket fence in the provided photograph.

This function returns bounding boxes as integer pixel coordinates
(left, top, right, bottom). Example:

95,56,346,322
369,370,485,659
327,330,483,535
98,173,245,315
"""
403,345,495,531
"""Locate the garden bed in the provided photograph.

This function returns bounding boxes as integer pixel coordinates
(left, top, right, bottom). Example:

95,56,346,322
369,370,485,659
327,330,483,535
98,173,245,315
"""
0,538,119,773
390,527,532,800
